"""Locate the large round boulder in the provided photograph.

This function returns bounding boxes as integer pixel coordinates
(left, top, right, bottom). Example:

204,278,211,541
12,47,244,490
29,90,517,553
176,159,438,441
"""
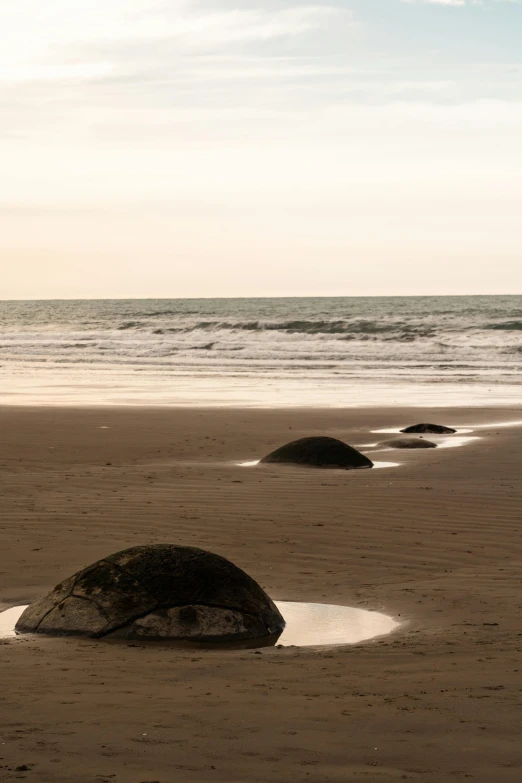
261,436,373,469
400,423,456,434
384,438,437,449
15,545,285,642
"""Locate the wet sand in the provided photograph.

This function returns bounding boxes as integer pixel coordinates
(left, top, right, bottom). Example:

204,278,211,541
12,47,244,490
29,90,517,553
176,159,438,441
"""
1,405,521,782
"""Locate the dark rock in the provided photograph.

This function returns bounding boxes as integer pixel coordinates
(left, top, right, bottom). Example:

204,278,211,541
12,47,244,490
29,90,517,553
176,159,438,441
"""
261,436,373,469
15,545,284,642
400,423,456,434
384,438,437,449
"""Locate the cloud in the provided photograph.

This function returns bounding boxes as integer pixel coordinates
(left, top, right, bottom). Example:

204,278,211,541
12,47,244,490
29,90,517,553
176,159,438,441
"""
1,2,350,83
0,1,359,143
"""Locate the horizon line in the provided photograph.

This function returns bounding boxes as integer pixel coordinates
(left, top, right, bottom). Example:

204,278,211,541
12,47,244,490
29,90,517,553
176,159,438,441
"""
0,293,520,303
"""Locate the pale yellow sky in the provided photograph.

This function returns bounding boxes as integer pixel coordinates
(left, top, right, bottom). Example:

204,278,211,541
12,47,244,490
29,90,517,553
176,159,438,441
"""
2,0,522,298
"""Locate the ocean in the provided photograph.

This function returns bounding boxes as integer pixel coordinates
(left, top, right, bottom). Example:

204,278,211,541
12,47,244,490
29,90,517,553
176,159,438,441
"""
1,296,521,407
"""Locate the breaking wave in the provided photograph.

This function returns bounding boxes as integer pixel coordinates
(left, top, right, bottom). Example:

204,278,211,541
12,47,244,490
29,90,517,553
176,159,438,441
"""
484,321,522,331
112,318,447,337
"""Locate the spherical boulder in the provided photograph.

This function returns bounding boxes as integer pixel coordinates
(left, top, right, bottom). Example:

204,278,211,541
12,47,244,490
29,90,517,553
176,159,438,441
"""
384,438,437,449
260,436,373,469
400,423,456,434
15,545,285,642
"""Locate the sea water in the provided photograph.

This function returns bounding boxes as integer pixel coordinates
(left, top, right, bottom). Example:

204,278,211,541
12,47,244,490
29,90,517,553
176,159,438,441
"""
1,295,521,406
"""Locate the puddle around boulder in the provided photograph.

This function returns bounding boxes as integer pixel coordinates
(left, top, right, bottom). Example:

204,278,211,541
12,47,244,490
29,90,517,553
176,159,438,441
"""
237,459,399,470
369,427,479,452
370,436,479,452
371,427,473,435
434,435,480,449
0,606,27,638
274,601,399,646
0,602,399,648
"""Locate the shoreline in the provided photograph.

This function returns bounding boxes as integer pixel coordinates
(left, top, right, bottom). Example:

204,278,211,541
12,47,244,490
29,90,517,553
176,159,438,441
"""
2,400,522,411
3,388,522,408
1,404,522,781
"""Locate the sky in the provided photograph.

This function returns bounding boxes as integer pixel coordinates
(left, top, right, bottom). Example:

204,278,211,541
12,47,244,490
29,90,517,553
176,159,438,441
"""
1,0,522,299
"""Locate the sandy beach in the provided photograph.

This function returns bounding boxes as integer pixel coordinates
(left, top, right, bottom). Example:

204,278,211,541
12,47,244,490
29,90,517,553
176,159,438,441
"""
1,404,521,782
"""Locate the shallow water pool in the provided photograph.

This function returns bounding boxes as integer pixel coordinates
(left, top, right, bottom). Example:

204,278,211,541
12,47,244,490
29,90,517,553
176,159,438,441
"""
274,601,399,647
1,602,399,648
238,459,399,470
0,606,27,638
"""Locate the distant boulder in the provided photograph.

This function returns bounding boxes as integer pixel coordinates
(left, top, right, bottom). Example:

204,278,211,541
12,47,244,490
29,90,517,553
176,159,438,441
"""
384,438,437,449
15,545,285,643
261,436,373,469
400,423,456,434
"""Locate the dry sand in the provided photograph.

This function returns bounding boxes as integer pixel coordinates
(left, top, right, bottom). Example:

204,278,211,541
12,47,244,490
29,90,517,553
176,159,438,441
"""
1,405,521,782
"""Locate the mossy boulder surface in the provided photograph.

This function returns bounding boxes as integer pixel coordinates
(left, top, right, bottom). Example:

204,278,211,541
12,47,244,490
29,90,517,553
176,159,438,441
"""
15,545,285,642
261,436,373,469
400,423,456,434
384,438,437,449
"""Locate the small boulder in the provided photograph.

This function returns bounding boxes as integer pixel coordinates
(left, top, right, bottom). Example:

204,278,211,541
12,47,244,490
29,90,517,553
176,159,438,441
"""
261,436,373,469
384,438,437,449
15,545,284,642
400,423,456,434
